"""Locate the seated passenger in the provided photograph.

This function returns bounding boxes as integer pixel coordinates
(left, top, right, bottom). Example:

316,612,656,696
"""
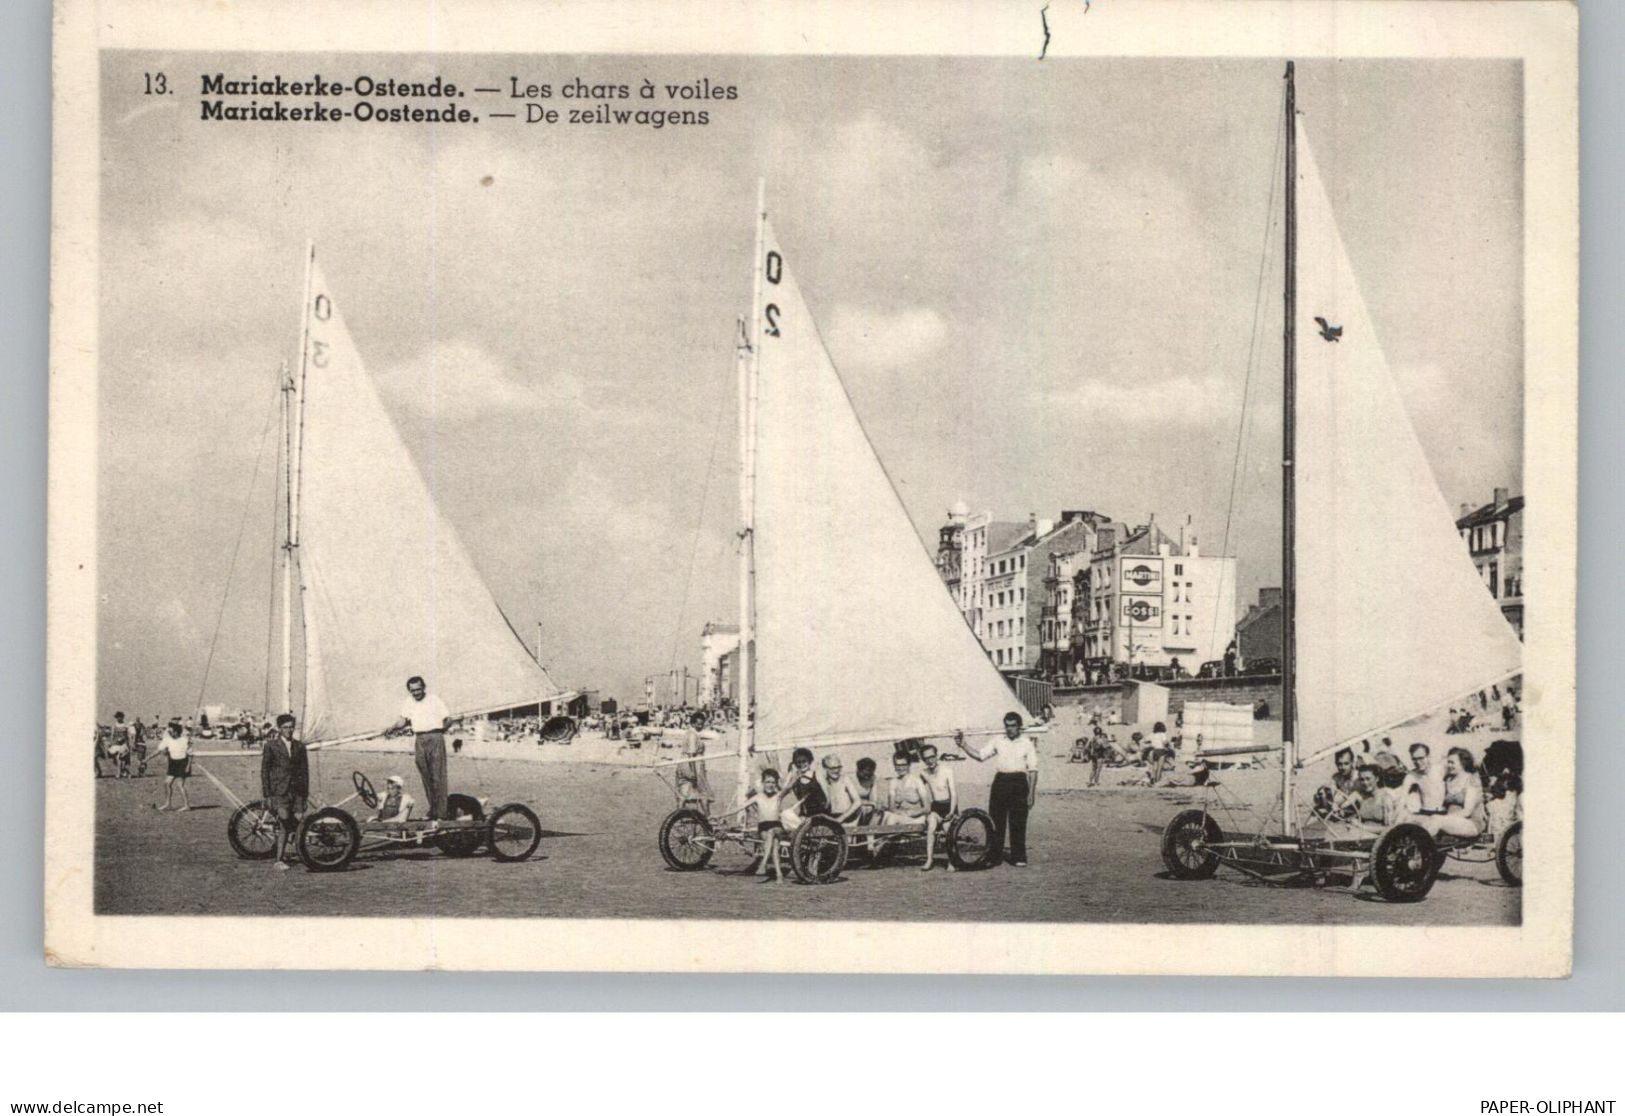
370,775,416,823
779,747,830,830
1403,742,1446,816
819,755,871,826
1414,746,1485,841
1346,764,1404,833
917,743,957,872
881,752,930,827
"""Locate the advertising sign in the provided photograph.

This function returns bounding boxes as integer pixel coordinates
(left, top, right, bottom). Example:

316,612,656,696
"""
1121,557,1164,594
1121,595,1164,625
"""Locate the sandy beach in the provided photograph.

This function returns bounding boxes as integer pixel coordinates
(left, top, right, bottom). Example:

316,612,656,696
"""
93,702,1520,926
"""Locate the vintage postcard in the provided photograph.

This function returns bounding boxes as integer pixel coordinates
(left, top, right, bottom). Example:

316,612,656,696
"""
45,0,1577,974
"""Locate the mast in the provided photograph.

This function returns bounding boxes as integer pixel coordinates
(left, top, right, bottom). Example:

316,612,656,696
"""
285,240,315,717
736,179,765,805
1280,62,1299,833
278,359,294,713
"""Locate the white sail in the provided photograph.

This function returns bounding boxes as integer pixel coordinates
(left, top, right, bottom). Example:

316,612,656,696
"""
751,220,1021,750
1292,120,1522,761
295,258,561,741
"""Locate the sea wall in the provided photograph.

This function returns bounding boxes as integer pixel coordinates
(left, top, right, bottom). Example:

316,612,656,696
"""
1053,675,1283,724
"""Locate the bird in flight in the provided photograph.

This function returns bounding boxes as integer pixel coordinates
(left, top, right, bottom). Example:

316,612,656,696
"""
1313,316,1343,342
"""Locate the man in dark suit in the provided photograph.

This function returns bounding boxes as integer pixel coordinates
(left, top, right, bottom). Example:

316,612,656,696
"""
262,713,310,870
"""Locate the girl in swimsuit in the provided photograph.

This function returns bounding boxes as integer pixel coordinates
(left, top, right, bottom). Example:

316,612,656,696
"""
1419,747,1486,840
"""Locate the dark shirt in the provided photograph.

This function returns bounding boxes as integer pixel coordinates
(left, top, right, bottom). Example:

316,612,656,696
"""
788,774,830,817
261,734,310,799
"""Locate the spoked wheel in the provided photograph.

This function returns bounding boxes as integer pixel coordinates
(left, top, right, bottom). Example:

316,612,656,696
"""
296,807,361,872
658,808,715,871
1160,809,1223,879
1371,823,1440,901
486,803,543,862
947,808,999,871
227,800,281,860
437,793,487,857
352,771,378,809
789,817,848,884
1496,820,1523,886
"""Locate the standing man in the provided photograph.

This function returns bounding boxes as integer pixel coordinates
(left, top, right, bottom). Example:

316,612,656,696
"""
262,713,309,870
387,675,451,823
960,711,1040,867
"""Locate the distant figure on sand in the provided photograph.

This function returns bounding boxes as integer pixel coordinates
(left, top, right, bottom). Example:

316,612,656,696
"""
387,675,451,822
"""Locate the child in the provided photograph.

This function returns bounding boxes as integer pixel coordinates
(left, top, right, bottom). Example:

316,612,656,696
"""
714,769,788,881
152,719,193,811
370,774,416,823
750,769,787,881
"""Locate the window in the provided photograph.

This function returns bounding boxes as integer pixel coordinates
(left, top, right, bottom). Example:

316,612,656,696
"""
1488,561,1499,599
1171,615,1180,635
1175,563,1184,576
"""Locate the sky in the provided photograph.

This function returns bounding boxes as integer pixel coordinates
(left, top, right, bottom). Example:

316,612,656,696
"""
97,54,1523,717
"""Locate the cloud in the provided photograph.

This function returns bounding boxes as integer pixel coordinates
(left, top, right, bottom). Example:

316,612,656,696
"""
379,339,585,423
1052,373,1239,428
826,305,949,372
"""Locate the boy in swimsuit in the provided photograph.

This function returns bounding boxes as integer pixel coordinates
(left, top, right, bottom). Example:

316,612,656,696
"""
751,769,787,881
917,743,957,871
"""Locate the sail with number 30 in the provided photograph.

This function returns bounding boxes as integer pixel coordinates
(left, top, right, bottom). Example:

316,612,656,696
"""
292,252,562,742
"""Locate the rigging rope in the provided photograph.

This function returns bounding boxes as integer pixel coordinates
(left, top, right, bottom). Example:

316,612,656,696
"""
1207,87,1286,660
194,377,281,717
665,324,738,693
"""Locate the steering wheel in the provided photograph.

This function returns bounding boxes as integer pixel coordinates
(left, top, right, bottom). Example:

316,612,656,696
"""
352,770,379,809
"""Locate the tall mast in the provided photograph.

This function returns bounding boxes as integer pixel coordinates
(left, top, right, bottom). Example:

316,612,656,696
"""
279,359,294,713
1280,62,1299,833
736,179,765,805
285,241,315,716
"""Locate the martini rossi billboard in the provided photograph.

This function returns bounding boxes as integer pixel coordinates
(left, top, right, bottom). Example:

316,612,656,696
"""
1120,557,1164,595
1120,595,1164,626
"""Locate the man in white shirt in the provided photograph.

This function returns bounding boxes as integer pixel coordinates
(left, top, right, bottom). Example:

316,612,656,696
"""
387,675,452,821
960,711,1040,867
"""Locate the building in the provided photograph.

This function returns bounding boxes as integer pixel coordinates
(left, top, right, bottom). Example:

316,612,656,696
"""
935,500,970,607
945,510,1029,651
699,621,741,705
1040,547,1090,678
936,506,1108,676
1456,487,1524,639
1078,517,1237,677
1235,587,1282,667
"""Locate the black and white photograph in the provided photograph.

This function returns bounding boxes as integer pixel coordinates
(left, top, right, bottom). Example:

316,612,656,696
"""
44,0,1577,974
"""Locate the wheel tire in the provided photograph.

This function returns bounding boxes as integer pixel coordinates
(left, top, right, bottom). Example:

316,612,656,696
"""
295,807,360,872
1160,808,1223,880
658,808,714,871
789,817,848,884
227,800,281,860
437,792,487,857
1371,823,1440,901
486,803,543,862
1496,820,1523,887
947,808,999,871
